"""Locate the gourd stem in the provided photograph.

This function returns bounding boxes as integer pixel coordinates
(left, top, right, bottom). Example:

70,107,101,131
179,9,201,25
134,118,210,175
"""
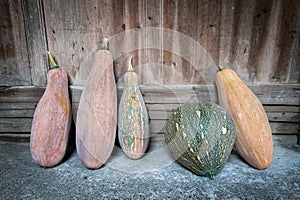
47,51,59,69
128,55,134,72
101,38,109,50
208,171,216,179
217,65,224,71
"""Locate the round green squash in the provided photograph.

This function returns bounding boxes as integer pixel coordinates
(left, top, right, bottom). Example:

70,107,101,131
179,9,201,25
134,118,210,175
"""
165,101,236,179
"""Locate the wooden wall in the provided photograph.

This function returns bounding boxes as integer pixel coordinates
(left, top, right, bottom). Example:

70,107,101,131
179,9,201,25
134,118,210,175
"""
0,0,299,141
42,0,300,86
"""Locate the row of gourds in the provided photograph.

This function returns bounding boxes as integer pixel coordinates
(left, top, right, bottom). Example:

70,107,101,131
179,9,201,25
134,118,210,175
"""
30,38,273,179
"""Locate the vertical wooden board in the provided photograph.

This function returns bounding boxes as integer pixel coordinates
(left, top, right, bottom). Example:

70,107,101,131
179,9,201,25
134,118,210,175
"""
195,0,221,84
176,0,198,84
219,0,235,68
23,0,48,87
162,0,179,84
229,0,257,83
162,0,199,85
0,0,31,86
144,0,163,85
271,0,300,83
114,0,145,86
197,0,221,64
105,0,124,84
135,0,147,85
247,0,276,83
249,1,282,83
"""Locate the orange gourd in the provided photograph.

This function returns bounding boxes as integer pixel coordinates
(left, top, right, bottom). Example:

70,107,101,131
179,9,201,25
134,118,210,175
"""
30,52,71,167
215,66,273,169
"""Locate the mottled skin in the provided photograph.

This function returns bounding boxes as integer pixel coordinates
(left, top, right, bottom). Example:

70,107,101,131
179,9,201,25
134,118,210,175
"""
30,68,71,167
118,57,150,159
165,102,236,179
76,49,117,169
215,67,273,169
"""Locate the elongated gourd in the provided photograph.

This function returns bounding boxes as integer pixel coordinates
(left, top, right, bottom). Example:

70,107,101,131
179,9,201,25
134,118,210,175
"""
118,56,150,159
165,102,236,179
76,38,117,169
30,52,71,167
215,66,273,169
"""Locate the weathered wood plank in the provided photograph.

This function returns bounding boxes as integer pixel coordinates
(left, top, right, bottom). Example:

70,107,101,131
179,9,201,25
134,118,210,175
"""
149,119,299,135
1,84,298,105
146,103,180,111
270,122,299,135
150,119,166,134
3,105,296,122
0,133,30,142
37,0,300,85
0,0,31,86
0,118,32,132
0,96,41,103
22,0,48,86
264,105,300,113
0,84,299,134
0,117,298,135
147,105,300,114
149,110,171,120
0,103,37,110
0,109,34,118
267,112,300,123
149,109,300,123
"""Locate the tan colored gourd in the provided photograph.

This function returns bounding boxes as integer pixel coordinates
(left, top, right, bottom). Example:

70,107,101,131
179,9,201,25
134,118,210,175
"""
118,56,150,159
30,52,71,168
76,38,117,169
215,66,273,169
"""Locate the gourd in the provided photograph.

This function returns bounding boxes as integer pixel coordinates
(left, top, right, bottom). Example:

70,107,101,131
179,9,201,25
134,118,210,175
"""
165,102,236,179
118,56,150,159
215,66,273,169
30,52,71,167
76,38,117,169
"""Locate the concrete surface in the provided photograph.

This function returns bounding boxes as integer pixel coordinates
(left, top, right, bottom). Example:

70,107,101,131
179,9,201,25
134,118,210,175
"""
0,135,299,200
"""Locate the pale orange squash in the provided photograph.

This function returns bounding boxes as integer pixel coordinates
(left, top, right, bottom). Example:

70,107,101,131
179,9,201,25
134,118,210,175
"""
215,66,273,169
30,52,71,167
76,38,117,169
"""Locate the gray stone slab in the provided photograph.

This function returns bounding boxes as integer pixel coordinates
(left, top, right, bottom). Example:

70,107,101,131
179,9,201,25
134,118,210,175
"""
0,135,299,199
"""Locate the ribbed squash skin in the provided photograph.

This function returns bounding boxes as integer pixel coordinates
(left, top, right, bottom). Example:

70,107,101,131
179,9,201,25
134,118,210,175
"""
30,68,71,167
165,102,236,179
118,63,150,159
215,68,273,169
76,49,117,169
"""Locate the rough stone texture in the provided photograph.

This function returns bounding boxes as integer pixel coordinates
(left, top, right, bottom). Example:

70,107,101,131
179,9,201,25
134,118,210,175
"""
0,135,299,199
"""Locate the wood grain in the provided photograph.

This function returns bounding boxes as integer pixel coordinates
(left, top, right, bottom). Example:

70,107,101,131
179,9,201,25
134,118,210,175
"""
0,84,299,136
0,0,31,86
22,0,48,86
39,0,299,85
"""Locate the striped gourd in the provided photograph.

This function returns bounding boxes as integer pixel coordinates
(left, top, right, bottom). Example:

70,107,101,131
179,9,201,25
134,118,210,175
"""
165,101,236,179
118,56,150,159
